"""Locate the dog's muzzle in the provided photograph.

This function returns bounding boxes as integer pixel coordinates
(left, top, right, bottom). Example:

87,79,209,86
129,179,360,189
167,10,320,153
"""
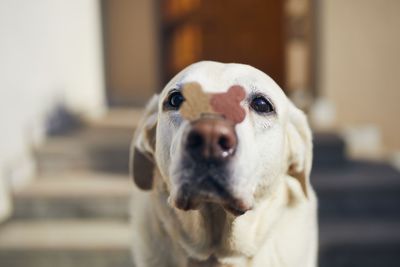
173,116,251,216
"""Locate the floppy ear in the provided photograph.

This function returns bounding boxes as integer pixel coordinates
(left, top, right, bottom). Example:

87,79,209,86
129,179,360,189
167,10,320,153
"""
286,102,313,198
130,95,159,190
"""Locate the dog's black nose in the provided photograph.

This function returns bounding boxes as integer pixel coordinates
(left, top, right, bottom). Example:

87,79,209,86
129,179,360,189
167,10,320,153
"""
186,117,237,161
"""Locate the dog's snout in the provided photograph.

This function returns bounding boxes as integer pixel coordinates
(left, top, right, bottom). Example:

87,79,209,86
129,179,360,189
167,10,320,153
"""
186,118,237,160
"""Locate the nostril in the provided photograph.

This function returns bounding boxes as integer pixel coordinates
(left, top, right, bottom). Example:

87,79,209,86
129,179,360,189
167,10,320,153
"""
218,136,232,151
218,135,234,152
187,131,203,149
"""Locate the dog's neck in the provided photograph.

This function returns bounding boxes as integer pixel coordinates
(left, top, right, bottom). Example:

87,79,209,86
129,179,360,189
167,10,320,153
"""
198,203,229,247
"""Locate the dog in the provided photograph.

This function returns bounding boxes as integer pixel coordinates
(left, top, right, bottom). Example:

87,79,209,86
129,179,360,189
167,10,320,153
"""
130,61,317,267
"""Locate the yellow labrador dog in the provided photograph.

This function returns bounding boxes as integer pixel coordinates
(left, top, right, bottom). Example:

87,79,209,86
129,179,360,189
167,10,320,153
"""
130,61,317,267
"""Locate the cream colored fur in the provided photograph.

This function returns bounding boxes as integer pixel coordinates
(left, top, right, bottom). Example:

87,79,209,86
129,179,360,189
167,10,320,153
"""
130,61,318,267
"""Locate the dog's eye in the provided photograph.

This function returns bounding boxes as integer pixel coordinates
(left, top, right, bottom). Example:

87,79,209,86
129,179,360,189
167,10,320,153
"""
167,91,185,109
250,96,274,114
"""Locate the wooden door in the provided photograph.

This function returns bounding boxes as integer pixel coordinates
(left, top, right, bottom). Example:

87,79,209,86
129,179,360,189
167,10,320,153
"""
162,0,285,88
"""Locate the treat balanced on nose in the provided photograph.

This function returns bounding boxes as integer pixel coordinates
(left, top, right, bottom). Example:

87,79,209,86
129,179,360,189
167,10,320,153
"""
180,82,246,124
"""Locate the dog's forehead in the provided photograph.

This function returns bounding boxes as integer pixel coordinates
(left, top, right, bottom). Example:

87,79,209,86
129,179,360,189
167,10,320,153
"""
161,61,287,102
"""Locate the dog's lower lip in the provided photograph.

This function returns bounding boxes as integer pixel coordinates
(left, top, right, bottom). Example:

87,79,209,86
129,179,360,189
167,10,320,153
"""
175,177,251,215
175,192,193,211
224,204,248,216
176,194,250,216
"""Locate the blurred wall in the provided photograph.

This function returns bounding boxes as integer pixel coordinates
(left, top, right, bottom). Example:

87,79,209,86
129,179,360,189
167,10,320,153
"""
103,0,159,105
319,0,400,154
0,0,105,219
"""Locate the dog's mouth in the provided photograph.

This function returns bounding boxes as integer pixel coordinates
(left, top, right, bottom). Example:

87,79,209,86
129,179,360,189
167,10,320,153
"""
171,156,252,216
174,175,251,216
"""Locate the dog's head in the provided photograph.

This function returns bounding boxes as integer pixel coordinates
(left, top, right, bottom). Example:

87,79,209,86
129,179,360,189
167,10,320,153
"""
131,61,312,216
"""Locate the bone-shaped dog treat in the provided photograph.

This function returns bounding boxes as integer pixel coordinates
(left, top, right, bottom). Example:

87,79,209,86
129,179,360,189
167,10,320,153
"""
210,85,246,123
180,82,246,124
180,82,215,121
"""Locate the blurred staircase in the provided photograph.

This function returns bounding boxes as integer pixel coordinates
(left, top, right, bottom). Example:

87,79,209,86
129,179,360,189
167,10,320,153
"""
312,133,400,267
0,109,399,267
0,109,142,267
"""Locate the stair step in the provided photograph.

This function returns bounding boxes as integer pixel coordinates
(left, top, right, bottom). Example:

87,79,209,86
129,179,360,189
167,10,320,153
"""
89,108,143,130
313,133,347,168
36,126,134,174
312,161,400,220
12,172,131,220
319,220,400,267
0,220,131,267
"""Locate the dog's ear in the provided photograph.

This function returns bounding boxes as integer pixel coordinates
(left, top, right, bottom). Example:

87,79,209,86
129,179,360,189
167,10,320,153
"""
130,95,159,190
286,102,313,198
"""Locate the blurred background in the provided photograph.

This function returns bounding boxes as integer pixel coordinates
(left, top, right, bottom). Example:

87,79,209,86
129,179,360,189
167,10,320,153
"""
0,0,399,266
